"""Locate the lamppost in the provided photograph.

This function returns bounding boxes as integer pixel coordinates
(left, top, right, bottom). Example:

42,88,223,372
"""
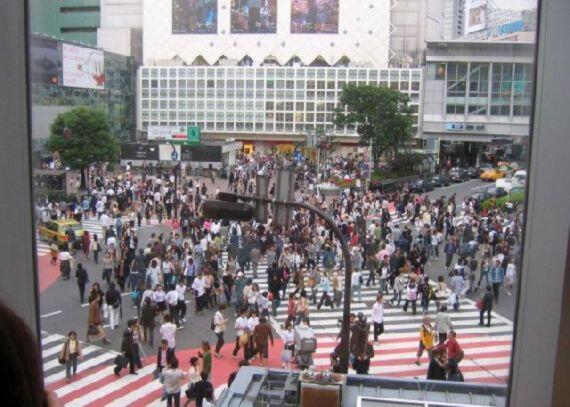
169,142,181,220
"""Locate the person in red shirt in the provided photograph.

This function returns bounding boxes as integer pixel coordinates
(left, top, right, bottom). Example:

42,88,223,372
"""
438,330,463,370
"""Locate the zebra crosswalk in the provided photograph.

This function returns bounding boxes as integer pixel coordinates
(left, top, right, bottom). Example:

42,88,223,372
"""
220,252,513,384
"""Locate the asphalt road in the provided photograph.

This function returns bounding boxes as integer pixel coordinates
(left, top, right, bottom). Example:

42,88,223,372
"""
38,177,516,352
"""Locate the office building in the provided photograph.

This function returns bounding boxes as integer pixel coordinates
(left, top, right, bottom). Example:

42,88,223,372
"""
422,40,534,166
30,0,101,46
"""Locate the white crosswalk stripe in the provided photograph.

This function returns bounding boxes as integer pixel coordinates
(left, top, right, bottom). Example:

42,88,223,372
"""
220,252,513,383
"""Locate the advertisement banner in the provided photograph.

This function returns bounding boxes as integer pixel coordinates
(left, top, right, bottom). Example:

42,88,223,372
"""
121,144,160,160
30,37,59,85
231,0,277,34
172,0,218,34
147,126,188,141
62,43,105,89
291,0,339,34
181,145,222,162
466,0,487,34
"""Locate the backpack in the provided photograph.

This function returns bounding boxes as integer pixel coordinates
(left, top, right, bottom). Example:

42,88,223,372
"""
130,290,139,303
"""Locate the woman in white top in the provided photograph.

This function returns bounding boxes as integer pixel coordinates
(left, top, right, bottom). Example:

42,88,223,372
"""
175,282,187,322
247,283,260,313
213,304,229,358
162,357,185,407
185,356,201,403
152,285,167,321
280,321,295,370
232,309,248,359
246,311,259,362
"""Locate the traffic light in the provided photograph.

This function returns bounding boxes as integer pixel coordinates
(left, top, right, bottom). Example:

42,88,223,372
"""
254,174,269,223
202,200,254,222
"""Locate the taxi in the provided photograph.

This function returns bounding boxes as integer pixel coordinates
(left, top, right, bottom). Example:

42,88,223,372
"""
480,168,505,182
38,219,84,244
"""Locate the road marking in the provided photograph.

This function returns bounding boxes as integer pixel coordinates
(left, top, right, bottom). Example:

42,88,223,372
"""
42,334,65,346
41,310,63,318
45,352,117,384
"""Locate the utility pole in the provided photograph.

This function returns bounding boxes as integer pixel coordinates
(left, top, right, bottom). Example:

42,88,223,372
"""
201,189,354,373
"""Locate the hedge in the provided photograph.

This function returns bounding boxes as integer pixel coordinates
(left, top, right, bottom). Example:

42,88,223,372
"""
481,191,525,210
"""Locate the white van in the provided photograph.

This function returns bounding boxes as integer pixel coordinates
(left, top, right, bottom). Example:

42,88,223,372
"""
496,170,527,193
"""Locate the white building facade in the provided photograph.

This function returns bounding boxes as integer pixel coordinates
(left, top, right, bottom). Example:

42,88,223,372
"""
138,66,422,152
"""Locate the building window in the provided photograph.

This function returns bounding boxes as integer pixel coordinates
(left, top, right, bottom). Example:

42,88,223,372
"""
513,64,533,116
491,63,513,116
446,62,467,115
468,63,489,115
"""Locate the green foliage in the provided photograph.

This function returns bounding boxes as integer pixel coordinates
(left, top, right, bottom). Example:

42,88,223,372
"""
481,191,525,211
46,107,119,171
335,85,414,168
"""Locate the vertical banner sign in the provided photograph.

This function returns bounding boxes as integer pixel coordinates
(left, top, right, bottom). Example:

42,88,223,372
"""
187,126,201,145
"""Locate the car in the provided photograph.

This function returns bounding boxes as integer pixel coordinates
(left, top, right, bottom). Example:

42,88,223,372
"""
480,168,505,182
409,179,434,193
471,191,491,204
485,186,508,198
38,219,84,245
464,167,481,179
448,169,470,183
430,175,450,187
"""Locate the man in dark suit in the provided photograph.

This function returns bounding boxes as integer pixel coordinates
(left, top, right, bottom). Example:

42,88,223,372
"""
156,339,175,374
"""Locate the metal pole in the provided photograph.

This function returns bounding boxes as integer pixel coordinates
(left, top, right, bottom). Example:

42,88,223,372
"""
214,192,353,373
174,163,179,219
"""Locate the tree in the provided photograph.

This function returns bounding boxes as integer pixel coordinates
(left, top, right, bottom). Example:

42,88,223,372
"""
46,107,119,189
335,85,414,169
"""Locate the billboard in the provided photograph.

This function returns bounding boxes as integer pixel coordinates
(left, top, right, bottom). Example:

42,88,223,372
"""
121,144,159,160
147,126,188,141
172,0,218,34
466,0,487,34
62,43,105,89
291,0,339,34
181,145,222,162
30,37,59,85
231,0,277,34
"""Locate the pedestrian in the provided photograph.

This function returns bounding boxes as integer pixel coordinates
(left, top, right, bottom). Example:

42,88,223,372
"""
414,316,434,365
105,282,122,330
232,308,248,360
478,285,494,327
315,272,334,311
253,316,274,367
75,263,89,304
141,297,157,348
426,348,447,380
129,318,145,370
184,357,201,406
81,231,91,261
419,276,435,314
193,371,214,407
279,321,295,370
175,280,187,323
59,246,74,280
439,330,463,373
160,314,177,354
198,341,212,379
50,239,59,265
213,304,228,358
162,357,185,407
91,234,101,264
371,295,384,345
156,338,175,377
489,259,504,303
403,278,418,315
102,251,114,286
434,305,453,344
390,273,405,306
250,246,260,278
166,285,180,327
191,273,206,315
450,270,464,310
120,328,137,375
504,261,517,296
353,342,374,374
153,284,167,322
351,268,363,302
59,331,82,382
86,292,109,344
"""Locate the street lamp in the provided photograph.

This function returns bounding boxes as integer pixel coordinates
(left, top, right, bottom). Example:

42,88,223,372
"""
169,142,181,219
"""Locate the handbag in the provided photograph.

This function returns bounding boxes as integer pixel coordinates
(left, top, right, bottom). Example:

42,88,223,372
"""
58,342,67,365
475,298,483,310
87,325,99,336
185,383,197,399
239,332,249,347
280,349,293,363
152,368,161,380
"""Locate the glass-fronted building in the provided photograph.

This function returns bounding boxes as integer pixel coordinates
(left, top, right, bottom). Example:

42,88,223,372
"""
422,40,534,166
31,34,136,149
138,66,422,153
